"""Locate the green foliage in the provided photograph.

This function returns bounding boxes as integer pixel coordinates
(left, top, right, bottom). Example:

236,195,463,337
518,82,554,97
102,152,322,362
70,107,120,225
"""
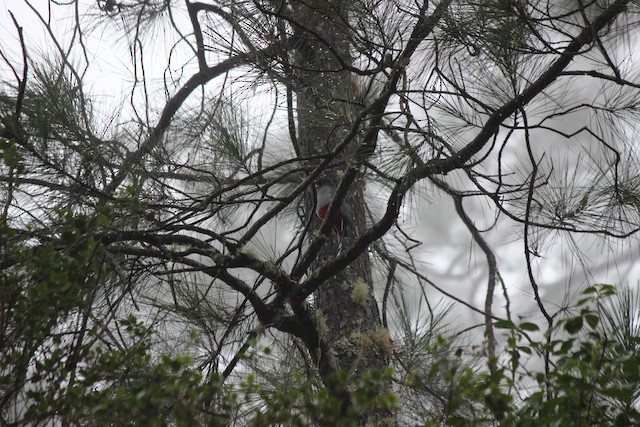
0,209,110,414
2,1,640,425
251,367,397,426
22,316,232,427
413,285,640,426
9,312,398,426
0,137,24,171
2,167,639,426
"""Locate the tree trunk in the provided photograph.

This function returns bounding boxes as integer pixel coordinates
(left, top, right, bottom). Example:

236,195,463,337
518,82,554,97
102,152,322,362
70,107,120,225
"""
289,0,393,423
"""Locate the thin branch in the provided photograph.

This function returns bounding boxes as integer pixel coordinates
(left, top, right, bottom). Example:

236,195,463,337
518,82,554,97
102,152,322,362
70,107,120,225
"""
105,44,283,194
414,0,631,177
381,260,397,330
452,193,498,374
293,0,634,294
8,12,28,118
377,251,504,322
291,0,455,281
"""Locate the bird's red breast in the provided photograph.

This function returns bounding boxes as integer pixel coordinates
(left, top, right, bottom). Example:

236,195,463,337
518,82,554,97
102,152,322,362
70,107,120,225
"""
316,204,343,235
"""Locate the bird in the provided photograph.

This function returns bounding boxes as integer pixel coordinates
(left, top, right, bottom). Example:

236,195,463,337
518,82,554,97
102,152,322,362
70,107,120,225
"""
314,178,348,240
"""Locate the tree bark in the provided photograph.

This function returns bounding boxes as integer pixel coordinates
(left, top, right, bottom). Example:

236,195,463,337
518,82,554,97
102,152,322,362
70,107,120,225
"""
289,0,393,422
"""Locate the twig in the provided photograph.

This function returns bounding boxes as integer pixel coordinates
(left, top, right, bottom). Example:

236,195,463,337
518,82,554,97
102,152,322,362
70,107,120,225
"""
9,12,28,118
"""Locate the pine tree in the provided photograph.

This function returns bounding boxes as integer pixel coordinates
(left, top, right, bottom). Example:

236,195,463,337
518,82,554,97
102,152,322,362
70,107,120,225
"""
2,1,640,425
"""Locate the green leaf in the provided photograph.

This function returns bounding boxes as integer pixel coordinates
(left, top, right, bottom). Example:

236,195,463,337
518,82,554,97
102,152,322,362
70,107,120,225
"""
623,359,640,380
519,322,540,332
584,314,599,329
565,316,583,334
576,297,592,306
517,346,532,355
494,319,516,329
601,386,631,402
559,339,574,354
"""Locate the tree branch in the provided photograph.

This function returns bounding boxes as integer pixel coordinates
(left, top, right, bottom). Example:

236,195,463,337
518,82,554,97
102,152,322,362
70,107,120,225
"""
296,0,631,298
105,44,282,194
